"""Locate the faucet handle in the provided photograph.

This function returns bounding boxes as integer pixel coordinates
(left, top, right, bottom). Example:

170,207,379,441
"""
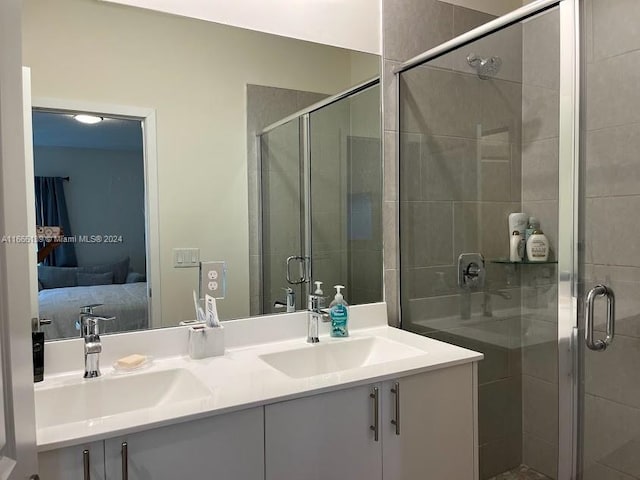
80,304,103,314
76,315,116,333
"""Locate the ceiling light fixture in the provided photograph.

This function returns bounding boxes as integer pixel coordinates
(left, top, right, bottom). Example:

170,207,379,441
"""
73,114,103,125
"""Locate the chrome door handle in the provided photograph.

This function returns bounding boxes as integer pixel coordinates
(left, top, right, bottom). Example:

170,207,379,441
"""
585,284,615,351
121,441,128,480
369,387,379,441
83,449,90,480
286,256,307,285
391,382,400,435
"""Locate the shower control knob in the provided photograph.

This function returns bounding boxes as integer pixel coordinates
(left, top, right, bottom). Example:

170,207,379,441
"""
458,253,486,290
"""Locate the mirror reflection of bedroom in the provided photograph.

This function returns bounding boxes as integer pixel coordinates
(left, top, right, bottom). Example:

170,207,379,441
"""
33,110,148,340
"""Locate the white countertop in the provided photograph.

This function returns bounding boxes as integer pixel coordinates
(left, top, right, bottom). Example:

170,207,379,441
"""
35,303,482,451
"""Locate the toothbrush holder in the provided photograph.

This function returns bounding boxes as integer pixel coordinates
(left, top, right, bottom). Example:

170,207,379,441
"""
188,324,225,359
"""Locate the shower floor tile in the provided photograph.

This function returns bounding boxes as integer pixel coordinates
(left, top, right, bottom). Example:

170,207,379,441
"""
489,464,552,480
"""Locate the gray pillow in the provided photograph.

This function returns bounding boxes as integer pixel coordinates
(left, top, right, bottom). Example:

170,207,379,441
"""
37,265,78,289
77,271,114,286
126,272,146,283
78,257,129,284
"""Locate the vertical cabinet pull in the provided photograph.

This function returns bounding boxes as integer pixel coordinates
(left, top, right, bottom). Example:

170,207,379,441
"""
369,387,379,441
391,382,400,435
121,441,129,480
83,449,90,480
585,284,615,351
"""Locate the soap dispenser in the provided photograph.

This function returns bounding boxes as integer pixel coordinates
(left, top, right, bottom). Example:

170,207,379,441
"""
314,281,325,311
32,317,51,383
329,285,349,337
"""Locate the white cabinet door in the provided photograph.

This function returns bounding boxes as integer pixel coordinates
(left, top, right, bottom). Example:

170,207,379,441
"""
104,407,264,480
38,442,105,480
382,364,478,480
265,384,383,480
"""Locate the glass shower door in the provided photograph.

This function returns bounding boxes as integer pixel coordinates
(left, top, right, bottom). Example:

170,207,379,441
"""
260,118,306,314
579,1,640,478
398,6,561,479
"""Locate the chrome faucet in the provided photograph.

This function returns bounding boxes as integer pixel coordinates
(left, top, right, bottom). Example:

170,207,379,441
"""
78,304,115,378
307,294,329,343
274,287,296,313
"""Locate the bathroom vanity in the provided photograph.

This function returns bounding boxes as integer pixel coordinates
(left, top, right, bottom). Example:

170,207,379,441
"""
36,304,482,479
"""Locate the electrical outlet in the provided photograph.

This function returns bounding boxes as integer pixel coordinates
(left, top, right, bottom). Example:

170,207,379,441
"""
200,261,226,299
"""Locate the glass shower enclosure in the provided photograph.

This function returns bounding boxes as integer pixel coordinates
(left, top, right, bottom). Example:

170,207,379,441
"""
395,0,640,478
258,80,382,315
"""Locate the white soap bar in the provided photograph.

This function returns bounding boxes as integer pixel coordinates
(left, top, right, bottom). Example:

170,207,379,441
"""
116,354,147,369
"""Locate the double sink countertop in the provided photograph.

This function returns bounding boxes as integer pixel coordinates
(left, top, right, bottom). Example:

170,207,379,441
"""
36,303,482,451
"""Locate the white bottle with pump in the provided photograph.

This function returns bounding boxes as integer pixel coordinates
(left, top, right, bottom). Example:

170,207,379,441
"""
314,281,325,311
329,285,349,337
526,230,549,262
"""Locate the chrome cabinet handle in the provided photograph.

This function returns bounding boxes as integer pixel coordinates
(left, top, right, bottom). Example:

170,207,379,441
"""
391,382,400,435
121,441,128,480
585,284,615,351
83,449,90,480
369,387,379,441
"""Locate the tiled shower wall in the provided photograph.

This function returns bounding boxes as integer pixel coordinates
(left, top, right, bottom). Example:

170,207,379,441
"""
581,1,640,479
382,1,509,326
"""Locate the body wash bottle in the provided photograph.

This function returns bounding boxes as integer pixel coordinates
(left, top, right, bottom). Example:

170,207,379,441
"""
329,285,349,337
526,230,550,262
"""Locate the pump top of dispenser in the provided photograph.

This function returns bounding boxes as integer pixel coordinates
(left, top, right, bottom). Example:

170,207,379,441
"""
314,281,323,295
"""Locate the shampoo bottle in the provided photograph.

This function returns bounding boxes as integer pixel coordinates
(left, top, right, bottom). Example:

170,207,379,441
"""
526,230,550,262
329,285,349,338
510,230,524,262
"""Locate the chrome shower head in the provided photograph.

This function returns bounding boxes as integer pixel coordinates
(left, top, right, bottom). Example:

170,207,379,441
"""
467,53,502,80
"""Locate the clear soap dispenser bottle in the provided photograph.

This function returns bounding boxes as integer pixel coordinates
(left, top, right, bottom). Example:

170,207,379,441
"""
329,285,349,337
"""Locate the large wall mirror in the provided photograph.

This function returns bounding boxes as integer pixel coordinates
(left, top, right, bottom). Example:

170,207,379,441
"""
23,0,382,340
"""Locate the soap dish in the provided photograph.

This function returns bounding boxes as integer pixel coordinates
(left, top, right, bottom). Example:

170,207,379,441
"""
112,356,153,374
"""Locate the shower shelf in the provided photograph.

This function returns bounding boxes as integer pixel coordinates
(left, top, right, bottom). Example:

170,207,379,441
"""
490,258,558,265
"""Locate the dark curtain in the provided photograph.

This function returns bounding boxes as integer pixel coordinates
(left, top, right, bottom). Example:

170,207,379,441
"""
34,176,77,266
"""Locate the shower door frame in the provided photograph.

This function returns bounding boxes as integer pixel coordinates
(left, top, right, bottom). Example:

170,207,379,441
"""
393,0,581,478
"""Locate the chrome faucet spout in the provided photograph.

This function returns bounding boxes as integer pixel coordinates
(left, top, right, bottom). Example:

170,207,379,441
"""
78,305,115,378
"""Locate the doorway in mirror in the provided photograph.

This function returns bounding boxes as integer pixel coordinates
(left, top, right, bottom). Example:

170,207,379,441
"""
32,109,150,340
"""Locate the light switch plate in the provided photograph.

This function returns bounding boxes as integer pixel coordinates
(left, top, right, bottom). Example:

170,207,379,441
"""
199,261,226,299
173,248,200,268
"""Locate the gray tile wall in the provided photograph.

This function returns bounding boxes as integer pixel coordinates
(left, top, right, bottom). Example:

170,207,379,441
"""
582,1,640,479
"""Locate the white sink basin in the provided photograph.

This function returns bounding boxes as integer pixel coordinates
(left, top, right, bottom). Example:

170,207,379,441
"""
259,336,425,378
36,368,210,428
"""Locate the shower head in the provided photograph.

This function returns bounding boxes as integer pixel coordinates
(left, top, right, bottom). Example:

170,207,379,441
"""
467,53,502,80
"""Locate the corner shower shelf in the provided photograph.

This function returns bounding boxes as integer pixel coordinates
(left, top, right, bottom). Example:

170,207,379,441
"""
489,258,558,265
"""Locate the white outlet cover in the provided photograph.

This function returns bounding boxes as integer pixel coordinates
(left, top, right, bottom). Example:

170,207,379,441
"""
199,261,226,299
